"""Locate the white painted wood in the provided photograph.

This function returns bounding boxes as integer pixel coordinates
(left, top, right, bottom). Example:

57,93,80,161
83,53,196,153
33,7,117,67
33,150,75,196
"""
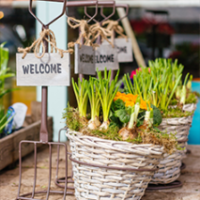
115,38,133,62
16,53,70,86
117,8,146,67
102,38,133,63
75,44,95,75
95,44,119,71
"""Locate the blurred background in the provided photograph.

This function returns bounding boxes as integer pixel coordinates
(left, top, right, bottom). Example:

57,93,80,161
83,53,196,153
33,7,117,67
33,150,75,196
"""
0,0,199,140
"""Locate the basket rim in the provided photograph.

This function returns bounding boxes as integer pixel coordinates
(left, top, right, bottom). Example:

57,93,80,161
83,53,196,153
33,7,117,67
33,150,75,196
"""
161,115,193,121
66,129,164,155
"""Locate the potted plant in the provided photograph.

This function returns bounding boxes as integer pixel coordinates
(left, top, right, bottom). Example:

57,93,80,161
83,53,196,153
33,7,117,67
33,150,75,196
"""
64,69,177,199
123,58,193,184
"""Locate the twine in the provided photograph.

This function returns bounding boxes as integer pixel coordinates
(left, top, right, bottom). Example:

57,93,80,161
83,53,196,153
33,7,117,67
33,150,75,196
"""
103,20,127,42
89,22,114,47
18,29,73,59
67,17,92,49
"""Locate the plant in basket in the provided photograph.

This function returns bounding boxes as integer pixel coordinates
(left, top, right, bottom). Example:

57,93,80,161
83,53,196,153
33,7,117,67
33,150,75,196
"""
64,68,178,200
0,43,15,138
168,61,199,112
123,58,194,184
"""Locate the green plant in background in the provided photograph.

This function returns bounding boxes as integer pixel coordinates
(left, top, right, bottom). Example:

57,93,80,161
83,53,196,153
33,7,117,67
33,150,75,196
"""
124,59,182,111
0,43,15,135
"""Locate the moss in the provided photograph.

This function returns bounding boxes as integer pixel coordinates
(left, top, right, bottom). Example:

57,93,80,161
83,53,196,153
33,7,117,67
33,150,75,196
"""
63,105,83,131
162,107,193,118
126,133,142,144
66,107,179,154
82,126,122,141
170,99,178,105
185,92,198,104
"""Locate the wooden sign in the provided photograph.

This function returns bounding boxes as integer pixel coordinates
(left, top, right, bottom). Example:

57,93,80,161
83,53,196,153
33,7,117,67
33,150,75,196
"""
16,53,70,86
75,44,95,75
102,38,133,63
115,38,133,62
95,44,119,71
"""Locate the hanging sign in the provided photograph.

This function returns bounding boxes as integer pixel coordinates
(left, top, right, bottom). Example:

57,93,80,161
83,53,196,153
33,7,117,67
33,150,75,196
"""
75,44,95,75
95,44,119,71
115,38,133,62
16,53,70,86
102,38,133,63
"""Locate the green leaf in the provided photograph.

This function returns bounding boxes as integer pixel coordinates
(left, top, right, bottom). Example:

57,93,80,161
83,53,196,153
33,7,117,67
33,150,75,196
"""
112,99,125,110
114,109,130,123
151,105,162,126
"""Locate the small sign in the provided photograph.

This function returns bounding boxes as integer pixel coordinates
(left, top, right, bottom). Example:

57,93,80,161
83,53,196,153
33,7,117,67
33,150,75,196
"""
75,44,95,75
115,38,133,62
16,53,70,86
102,38,133,63
95,44,119,71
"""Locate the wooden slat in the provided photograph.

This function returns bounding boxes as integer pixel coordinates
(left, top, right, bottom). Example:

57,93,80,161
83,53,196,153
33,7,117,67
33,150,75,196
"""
0,117,53,171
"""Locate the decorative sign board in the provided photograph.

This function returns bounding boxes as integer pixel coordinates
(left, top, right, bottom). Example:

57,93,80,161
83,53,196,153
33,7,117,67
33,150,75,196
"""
95,44,119,71
102,38,133,63
75,44,95,75
16,53,70,86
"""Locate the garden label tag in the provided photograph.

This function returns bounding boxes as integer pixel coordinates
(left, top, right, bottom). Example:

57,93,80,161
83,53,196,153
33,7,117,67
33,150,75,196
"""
102,38,133,62
95,44,119,71
75,44,95,75
16,53,70,86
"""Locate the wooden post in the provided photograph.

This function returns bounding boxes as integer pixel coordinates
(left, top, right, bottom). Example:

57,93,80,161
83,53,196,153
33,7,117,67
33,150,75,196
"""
117,7,146,67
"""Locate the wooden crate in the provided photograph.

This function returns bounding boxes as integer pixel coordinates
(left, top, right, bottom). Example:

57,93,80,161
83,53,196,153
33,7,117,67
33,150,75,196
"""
0,117,53,171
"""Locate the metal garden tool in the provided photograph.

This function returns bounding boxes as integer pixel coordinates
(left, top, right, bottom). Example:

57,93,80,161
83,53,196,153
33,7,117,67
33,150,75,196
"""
16,0,70,199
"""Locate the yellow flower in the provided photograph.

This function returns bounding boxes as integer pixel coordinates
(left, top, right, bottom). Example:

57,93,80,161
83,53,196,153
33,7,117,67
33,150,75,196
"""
140,99,152,110
0,12,4,20
114,92,152,110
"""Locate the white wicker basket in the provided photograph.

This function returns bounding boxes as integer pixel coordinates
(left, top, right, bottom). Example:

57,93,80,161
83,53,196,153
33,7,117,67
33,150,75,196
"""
150,150,182,184
183,103,197,112
158,116,193,142
66,129,164,200
168,102,197,112
150,116,193,184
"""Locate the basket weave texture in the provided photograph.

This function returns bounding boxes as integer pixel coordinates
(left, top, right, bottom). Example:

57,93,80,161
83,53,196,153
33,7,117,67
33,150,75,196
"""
150,150,182,184
183,103,197,112
150,116,192,184
66,130,163,200
158,116,192,142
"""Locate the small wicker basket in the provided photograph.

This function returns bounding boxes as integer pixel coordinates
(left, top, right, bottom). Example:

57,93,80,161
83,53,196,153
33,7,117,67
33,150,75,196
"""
158,116,193,143
150,150,182,184
150,116,192,184
183,103,197,112
169,101,197,112
66,129,163,200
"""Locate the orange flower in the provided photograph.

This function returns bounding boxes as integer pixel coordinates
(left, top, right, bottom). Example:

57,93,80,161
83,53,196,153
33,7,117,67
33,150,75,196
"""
114,92,152,110
114,92,138,107
125,101,135,107
140,99,152,110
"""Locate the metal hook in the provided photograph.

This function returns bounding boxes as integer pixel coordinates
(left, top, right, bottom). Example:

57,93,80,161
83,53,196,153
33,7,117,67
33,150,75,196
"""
116,4,129,22
100,1,116,24
29,0,67,28
84,0,98,23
